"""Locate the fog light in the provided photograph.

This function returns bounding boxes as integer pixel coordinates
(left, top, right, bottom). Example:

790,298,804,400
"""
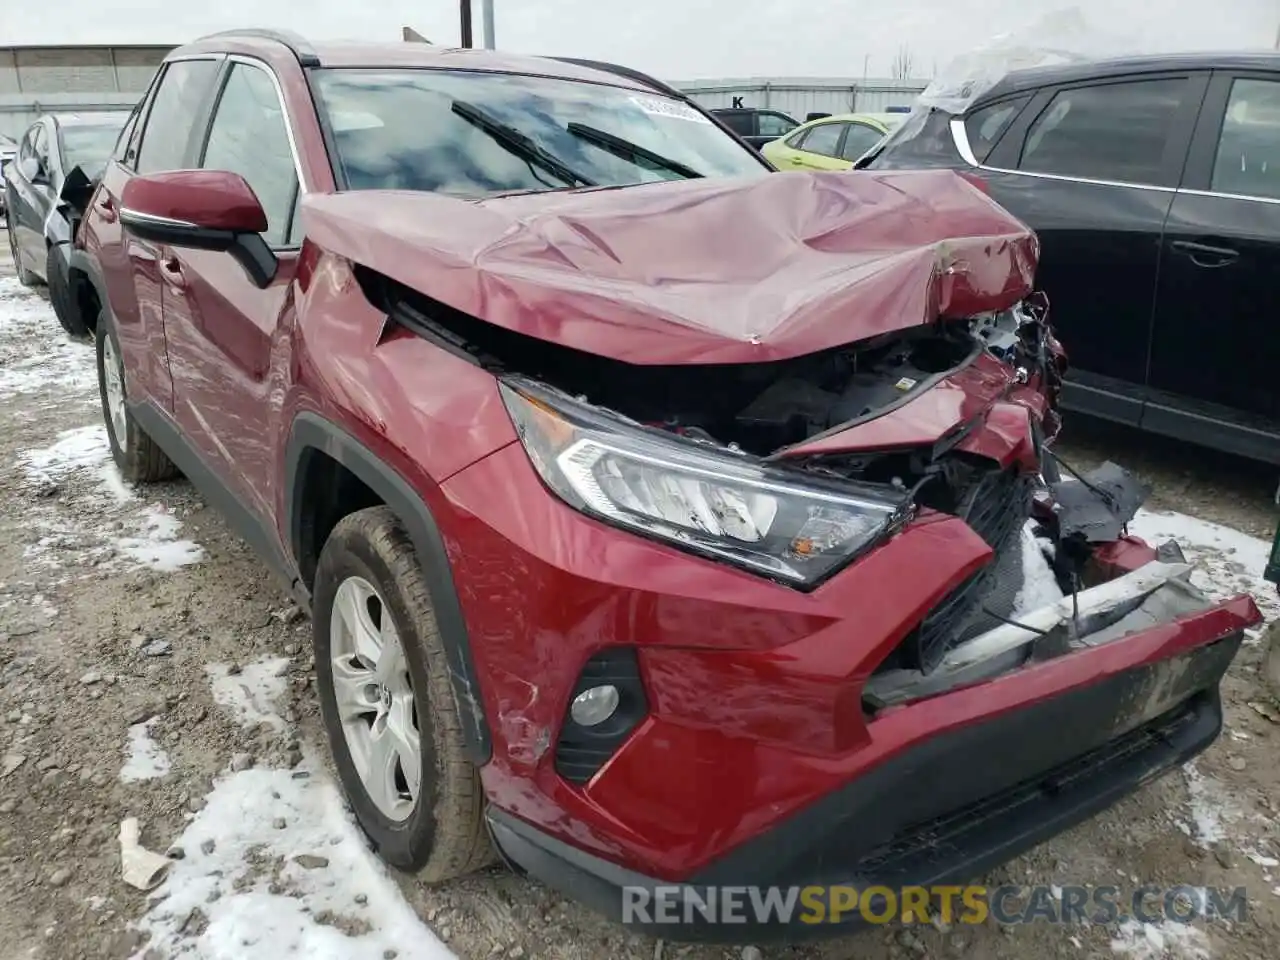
570,685,620,726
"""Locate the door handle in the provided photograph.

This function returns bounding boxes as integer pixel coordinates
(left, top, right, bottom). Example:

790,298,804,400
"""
95,195,117,224
790,157,805,165
159,255,185,290
1170,239,1239,267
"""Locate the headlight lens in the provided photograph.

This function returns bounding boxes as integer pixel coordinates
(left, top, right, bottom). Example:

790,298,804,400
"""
499,378,910,587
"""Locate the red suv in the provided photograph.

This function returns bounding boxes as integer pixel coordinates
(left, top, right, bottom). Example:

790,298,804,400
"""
71,30,1260,940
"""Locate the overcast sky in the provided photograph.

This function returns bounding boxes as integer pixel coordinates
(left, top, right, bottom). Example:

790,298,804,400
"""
8,0,1278,79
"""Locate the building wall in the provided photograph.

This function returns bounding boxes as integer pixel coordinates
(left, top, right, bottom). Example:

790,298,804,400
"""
673,76,931,119
0,45,172,139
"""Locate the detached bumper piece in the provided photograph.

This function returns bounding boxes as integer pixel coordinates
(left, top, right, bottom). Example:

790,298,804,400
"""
491,632,1241,943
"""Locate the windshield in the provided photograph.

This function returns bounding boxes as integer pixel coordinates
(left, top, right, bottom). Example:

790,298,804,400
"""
60,123,125,171
314,68,768,197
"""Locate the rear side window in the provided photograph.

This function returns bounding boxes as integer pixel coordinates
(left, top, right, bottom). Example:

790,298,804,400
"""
716,112,752,135
839,123,885,161
136,59,220,174
1211,78,1280,201
1019,79,1187,185
964,96,1029,162
800,122,842,157
863,108,960,170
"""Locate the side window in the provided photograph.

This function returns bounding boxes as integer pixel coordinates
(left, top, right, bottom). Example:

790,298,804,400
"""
18,126,36,163
758,112,796,137
964,95,1030,162
839,123,885,161
1019,79,1187,185
717,112,752,135
800,122,842,157
199,63,300,248
1210,78,1280,201
32,127,50,173
136,59,220,174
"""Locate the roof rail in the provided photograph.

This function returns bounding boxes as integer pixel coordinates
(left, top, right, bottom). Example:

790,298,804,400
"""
196,28,321,67
549,57,688,101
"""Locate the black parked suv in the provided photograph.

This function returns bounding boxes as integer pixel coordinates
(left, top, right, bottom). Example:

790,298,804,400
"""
710,107,801,150
862,52,1280,463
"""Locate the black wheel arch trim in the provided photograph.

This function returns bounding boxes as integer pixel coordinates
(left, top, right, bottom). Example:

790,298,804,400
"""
68,248,109,312
284,412,492,763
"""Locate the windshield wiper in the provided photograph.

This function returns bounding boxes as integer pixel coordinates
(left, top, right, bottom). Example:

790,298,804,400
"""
451,100,596,188
566,122,704,180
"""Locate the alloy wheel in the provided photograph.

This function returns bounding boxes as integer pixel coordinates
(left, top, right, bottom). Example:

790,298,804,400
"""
329,575,421,822
102,335,128,452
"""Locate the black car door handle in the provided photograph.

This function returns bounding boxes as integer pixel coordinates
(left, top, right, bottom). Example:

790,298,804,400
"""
1170,239,1239,267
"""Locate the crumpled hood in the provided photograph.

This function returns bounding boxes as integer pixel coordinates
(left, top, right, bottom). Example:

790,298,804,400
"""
301,169,1038,365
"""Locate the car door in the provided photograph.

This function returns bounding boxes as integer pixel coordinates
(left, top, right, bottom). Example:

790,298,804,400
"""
1145,70,1280,461
93,57,223,413
976,73,1207,426
158,58,304,520
11,124,54,273
790,121,847,170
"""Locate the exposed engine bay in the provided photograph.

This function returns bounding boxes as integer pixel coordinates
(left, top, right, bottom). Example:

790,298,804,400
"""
363,268,1179,686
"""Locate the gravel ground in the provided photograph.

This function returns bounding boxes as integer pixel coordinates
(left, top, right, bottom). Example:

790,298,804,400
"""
3,253,1280,960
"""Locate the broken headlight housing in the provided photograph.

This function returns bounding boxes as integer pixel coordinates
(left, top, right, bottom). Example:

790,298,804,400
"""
500,377,911,587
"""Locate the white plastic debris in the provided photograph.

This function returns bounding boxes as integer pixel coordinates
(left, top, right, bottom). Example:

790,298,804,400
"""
119,817,171,891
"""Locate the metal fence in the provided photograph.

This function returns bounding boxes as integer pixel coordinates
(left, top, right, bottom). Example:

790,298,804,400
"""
0,45,171,139
672,77,931,118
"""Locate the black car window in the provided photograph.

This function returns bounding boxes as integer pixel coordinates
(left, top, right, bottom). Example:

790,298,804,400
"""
1019,79,1186,185
315,69,767,197
757,112,797,137
839,123,885,161
964,96,1030,162
60,124,126,172
715,112,753,135
1211,78,1280,201
199,63,300,248
799,121,842,158
136,59,220,174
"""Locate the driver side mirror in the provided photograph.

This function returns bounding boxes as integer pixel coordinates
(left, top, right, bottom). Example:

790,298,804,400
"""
120,170,277,288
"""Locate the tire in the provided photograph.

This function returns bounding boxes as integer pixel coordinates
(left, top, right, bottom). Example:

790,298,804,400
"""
47,246,89,338
313,506,493,881
95,310,178,483
6,217,38,287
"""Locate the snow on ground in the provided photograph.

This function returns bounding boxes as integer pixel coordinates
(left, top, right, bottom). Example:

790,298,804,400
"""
120,719,172,783
207,658,293,733
1110,918,1212,960
132,762,455,960
17,425,205,573
0,274,98,400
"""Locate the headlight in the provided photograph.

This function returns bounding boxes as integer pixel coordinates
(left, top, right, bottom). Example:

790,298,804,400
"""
499,378,911,587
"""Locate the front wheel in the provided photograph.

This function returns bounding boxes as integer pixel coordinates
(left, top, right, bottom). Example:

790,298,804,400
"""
47,246,88,338
313,506,493,881
95,311,177,483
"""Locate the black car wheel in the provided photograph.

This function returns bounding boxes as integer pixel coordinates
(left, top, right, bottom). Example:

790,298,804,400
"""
5,217,38,287
313,506,493,881
95,309,177,483
47,246,89,338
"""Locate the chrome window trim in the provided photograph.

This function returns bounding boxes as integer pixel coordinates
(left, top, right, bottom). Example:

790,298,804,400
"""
951,117,1280,205
948,118,1177,194
221,54,309,195
119,208,199,229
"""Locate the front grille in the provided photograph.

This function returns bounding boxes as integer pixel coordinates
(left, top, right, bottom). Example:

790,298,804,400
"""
903,469,1034,673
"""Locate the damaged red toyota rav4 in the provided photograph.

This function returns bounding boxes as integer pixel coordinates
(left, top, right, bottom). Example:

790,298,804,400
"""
69,30,1261,940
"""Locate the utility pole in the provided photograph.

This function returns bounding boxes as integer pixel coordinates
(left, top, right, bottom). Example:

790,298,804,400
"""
482,0,496,49
460,0,474,48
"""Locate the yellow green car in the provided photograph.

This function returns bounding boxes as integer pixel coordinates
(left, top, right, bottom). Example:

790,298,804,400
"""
762,112,905,171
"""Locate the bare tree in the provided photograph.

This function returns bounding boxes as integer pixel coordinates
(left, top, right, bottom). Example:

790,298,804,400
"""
890,45,915,80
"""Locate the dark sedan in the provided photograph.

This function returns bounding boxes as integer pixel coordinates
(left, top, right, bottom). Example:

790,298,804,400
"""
861,52,1280,465
3,112,129,335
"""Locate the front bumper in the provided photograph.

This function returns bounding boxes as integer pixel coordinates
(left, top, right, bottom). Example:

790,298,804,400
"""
489,630,1242,942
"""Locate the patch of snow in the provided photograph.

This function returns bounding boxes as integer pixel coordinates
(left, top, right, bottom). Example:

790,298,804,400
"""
130,762,455,960
120,719,171,783
19,425,110,484
1109,919,1211,960
97,463,136,503
1013,521,1065,616
0,276,98,400
1129,509,1280,622
1181,762,1238,847
1245,849,1279,868
207,658,291,732
113,505,204,571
